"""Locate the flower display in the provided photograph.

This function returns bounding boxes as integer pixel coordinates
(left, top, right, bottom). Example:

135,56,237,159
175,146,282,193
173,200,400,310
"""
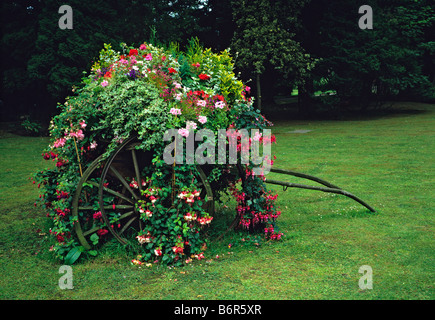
32,40,281,266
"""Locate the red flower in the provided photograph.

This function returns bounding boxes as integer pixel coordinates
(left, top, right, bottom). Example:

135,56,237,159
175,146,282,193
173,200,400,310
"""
198,73,210,81
97,228,109,237
128,49,138,56
168,67,177,74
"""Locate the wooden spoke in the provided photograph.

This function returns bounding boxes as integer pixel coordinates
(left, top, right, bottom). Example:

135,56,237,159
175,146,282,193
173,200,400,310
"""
100,184,135,204
118,216,138,235
78,204,134,211
108,164,139,200
131,149,142,193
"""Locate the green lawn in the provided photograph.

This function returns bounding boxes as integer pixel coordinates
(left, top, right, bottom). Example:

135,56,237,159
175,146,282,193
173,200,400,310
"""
0,101,433,300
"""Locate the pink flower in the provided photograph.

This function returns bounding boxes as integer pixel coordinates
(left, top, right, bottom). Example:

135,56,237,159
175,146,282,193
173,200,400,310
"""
145,53,152,61
79,120,87,129
253,131,262,141
90,141,98,149
245,86,251,93
186,121,197,130
93,211,102,219
215,101,225,109
197,100,207,107
69,130,84,141
101,80,108,87
170,108,181,115
198,115,207,124
53,138,66,148
139,43,147,50
178,128,190,138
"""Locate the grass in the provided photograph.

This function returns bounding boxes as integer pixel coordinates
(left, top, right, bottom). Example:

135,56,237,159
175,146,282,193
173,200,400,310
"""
0,101,434,300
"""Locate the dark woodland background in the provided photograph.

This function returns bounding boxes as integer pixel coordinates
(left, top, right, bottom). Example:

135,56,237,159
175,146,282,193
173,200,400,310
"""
1,0,434,128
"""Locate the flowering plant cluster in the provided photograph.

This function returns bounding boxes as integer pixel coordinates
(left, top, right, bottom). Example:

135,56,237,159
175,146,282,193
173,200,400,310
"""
32,39,282,265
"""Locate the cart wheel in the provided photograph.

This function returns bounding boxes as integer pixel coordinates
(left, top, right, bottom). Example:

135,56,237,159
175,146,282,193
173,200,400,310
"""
72,154,117,250
98,136,215,245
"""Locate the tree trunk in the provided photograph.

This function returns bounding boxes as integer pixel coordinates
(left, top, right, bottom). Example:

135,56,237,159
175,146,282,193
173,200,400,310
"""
256,73,262,111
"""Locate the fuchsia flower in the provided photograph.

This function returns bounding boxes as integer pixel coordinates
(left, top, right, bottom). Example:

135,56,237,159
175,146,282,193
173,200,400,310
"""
53,138,66,148
93,211,102,220
69,129,84,141
252,131,262,141
79,120,87,129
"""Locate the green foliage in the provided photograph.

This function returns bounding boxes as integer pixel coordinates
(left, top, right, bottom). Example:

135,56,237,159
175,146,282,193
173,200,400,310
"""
230,0,315,84
306,0,435,109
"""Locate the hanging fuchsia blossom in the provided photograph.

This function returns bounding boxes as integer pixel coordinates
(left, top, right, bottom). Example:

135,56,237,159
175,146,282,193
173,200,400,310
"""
53,138,66,148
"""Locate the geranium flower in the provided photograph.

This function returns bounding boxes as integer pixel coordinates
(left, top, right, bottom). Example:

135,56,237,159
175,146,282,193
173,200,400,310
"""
168,67,177,74
178,128,189,137
198,115,207,124
186,121,197,130
145,53,152,61
197,100,207,107
198,73,210,81
215,101,225,109
128,49,138,56
139,43,147,50
170,108,181,115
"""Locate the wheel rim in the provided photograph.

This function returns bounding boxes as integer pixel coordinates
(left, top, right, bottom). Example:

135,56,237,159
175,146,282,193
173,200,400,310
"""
72,154,105,250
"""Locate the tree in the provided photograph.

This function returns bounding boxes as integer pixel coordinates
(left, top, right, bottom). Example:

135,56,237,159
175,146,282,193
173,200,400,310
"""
230,0,315,110
301,0,435,111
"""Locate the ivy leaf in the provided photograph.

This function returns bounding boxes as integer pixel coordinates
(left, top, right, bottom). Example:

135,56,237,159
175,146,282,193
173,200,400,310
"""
90,233,99,245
